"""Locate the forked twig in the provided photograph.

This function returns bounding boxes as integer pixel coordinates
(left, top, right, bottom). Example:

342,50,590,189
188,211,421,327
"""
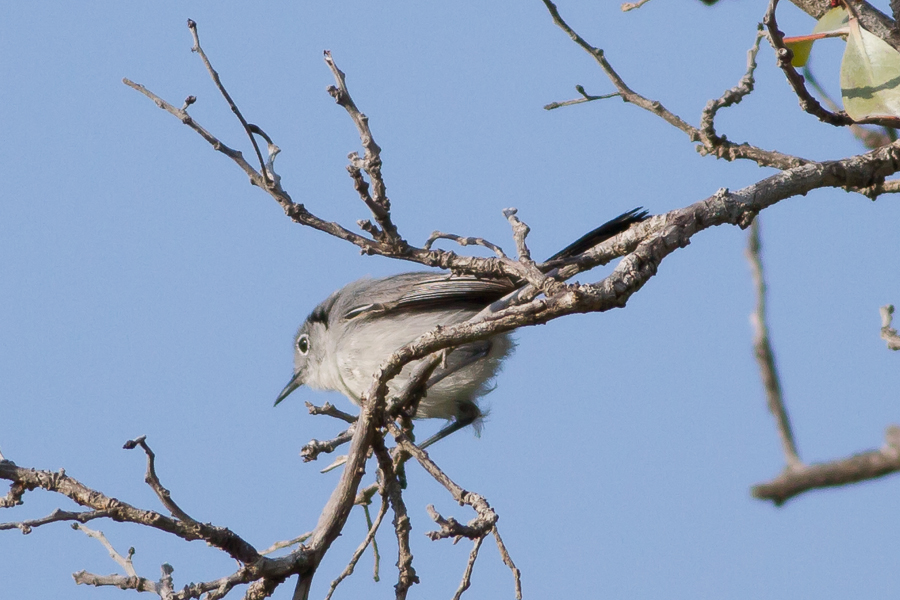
544,85,619,110
753,426,900,504
324,50,403,247
542,0,807,170
324,493,390,600
187,19,271,185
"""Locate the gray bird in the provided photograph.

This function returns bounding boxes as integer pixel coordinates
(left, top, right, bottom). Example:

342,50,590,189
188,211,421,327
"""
275,208,648,447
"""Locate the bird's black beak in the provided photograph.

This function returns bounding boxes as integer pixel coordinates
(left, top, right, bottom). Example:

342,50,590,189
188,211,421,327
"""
274,371,303,407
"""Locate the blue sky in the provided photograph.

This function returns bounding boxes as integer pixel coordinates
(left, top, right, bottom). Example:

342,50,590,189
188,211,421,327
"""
2,1,898,599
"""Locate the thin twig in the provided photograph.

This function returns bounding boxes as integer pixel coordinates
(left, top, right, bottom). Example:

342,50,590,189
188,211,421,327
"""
544,85,619,110
493,527,523,600
503,208,554,292
124,436,197,523
745,220,802,470
187,19,271,185
451,536,484,600
372,439,418,599
306,401,357,424
260,532,313,556
73,570,159,594
301,428,355,463
0,508,109,534
363,503,381,582
73,523,139,577
700,26,765,140
324,50,404,247
323,493,389,600
423,232,507,258
388,424,498,540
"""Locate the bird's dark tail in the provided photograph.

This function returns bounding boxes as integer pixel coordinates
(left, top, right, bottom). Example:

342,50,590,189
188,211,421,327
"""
546,207,649,262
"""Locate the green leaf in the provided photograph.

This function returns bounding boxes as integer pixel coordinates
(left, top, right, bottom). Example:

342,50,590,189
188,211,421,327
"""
813,6,849,35
841,17,900,119
784,7,848,67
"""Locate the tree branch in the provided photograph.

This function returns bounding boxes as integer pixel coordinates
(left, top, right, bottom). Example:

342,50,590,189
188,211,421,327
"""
753,426,900,504
745,220,802,469
541,0,808,169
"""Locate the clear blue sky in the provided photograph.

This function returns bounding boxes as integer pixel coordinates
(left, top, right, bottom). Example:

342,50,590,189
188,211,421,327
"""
2,1,898,599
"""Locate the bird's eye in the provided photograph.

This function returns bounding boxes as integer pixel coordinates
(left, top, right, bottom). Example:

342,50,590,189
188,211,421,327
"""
297,334,310,355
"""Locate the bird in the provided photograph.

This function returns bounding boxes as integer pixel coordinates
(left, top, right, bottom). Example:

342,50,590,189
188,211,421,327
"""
275,208,648,447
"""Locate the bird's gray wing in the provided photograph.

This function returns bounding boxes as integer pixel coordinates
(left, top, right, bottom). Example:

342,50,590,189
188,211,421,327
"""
341,273,515,320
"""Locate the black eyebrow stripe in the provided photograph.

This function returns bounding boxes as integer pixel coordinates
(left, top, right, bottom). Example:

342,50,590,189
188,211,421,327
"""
306,293,338,329
307,304,329,328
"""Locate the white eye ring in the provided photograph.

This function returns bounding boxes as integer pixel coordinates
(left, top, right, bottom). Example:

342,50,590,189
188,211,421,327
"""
297,334,310,355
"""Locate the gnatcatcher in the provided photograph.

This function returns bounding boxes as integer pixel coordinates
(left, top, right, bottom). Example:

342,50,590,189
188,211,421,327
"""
275,208,648,447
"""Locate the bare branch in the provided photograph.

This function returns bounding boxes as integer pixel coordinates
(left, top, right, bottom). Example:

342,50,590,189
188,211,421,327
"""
186,19,270,185
124,436,196,523
745,220,802,469
324,490,390,600
324,51,404,248
306,401,358,424
363,503,382,582
424,232,507,258
123,78,263,183
451,536,483,600
541,0,809,170
0,508,109,534
753,426,900,504
425,506,490,542
260,532,313,556
493,527,523,600
73,570,159,594
389,424,497,540
0,458,260,564
544,85,619,110
503,208,555,293
301,429,355,463
880,304,900,350
700,26,765,141
74,523,139,577
372,439,418,599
